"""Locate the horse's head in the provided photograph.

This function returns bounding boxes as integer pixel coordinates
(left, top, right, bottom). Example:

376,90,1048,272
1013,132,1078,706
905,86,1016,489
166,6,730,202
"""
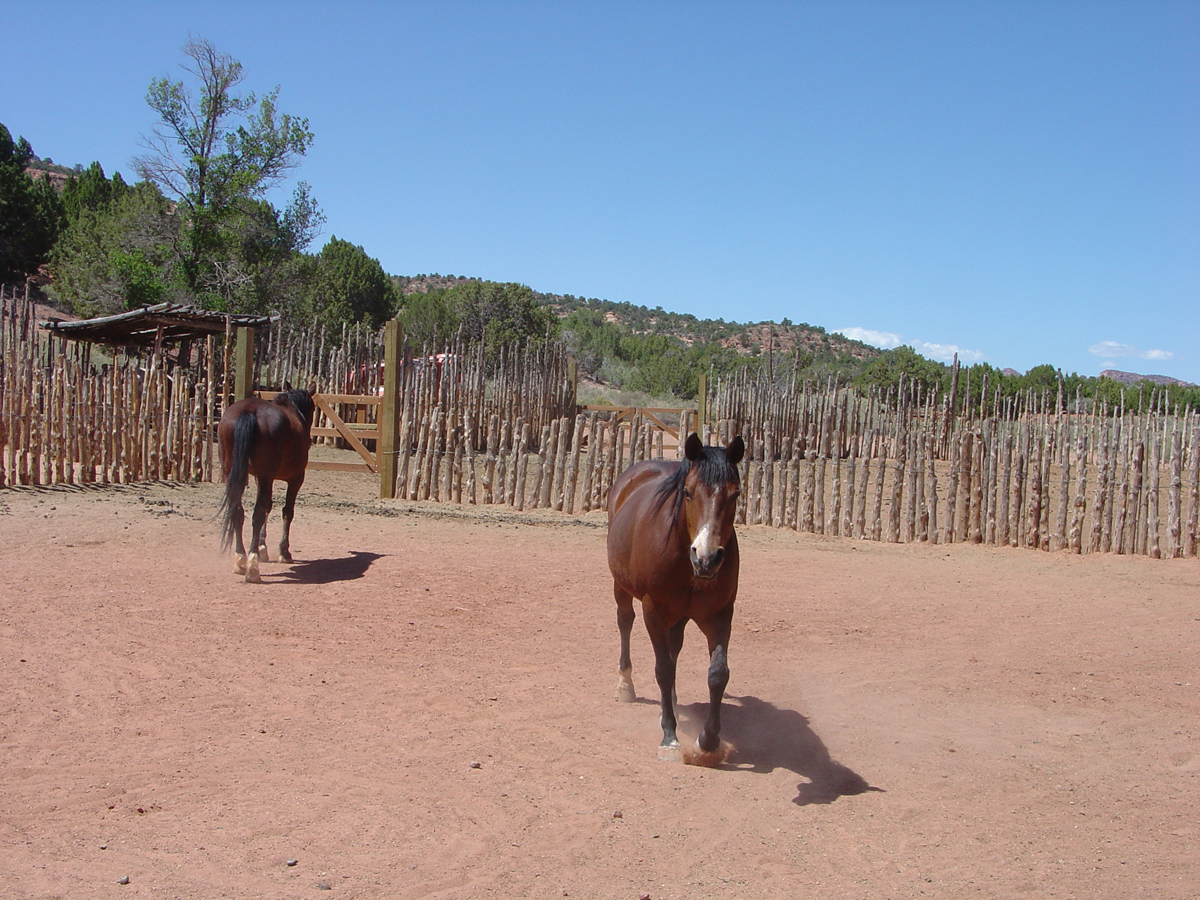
680,432,745,579
278,381,318,431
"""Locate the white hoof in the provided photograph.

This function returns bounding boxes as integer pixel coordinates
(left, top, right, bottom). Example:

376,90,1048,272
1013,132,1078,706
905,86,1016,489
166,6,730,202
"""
657,743,682,763
616,669,635,702
233,554,247,575
244,553,262,584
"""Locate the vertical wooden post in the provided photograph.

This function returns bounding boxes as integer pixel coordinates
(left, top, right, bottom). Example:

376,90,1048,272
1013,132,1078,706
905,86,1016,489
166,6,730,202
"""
567,358,579,413
378,319,403,499
233,326,255,401
697,373,708,441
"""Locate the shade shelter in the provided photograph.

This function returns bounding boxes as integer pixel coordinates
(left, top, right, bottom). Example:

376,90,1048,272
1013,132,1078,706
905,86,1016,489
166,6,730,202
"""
39,302,271,349
40,302,272,401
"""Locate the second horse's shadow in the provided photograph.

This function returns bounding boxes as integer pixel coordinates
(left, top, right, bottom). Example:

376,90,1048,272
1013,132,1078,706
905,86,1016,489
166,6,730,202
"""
678,694,882,805
275,550,384,585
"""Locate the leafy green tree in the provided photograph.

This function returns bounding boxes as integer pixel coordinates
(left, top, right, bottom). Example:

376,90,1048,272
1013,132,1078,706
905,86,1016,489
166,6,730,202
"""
397,288,461,349
48,179,180,316
452,281,556,348
394,281,558,355
303,237,395,332
854,345,946,396
134,37,321,309
0,123,64,283
1018,364,1060,396
61,162,130,222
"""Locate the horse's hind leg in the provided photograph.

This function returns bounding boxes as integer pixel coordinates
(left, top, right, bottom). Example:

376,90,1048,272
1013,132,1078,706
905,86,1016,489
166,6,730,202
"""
230,502,248,575
277,476,304,563
615,584,636,702
245,477,273,583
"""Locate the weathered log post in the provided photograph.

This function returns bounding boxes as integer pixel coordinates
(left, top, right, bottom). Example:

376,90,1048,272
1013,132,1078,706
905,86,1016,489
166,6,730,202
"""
514,421,531,511
565,414,585,513
1089,419,1110,553
1186,426,1199,558
1069,425,1088,553
1147,430,1161,559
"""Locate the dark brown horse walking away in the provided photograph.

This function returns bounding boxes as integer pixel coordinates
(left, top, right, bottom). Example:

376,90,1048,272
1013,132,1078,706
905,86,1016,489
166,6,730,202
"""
607,432,745,765
218,384,317,583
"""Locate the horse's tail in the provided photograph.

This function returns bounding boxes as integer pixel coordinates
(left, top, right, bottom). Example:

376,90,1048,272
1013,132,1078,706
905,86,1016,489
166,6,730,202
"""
218,411,257,552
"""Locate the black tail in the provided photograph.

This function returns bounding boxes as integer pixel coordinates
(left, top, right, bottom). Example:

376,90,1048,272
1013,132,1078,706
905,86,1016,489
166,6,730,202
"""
218,411,257,552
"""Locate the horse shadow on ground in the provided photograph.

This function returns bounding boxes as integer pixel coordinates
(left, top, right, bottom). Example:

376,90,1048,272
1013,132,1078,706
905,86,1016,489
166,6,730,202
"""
678,694,882,805
274,551,383,585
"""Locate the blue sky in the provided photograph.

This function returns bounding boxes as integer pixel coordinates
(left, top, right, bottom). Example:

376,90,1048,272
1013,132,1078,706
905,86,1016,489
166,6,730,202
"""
4,2,1197,382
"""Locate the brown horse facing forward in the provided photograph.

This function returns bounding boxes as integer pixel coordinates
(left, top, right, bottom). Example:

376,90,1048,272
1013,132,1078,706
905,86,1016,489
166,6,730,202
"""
217,384,316,583
607,432,745,764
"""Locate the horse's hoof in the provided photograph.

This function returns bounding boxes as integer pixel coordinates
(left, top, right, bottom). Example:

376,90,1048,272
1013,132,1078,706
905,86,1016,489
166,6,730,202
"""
245,554,262,583
683,740,732,768
657,742,682,763
278,551,293,564
233,556,247,575
616,671,635,702
245,570,263,584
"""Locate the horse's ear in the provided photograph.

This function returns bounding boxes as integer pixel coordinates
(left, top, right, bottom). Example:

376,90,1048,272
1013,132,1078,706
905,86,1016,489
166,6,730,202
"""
306,381,317,397
684,432,704,461
726,435,745,466
283,380,293,392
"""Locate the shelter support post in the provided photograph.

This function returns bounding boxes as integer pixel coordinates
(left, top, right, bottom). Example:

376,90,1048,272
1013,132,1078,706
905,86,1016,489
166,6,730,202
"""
234,327,255,402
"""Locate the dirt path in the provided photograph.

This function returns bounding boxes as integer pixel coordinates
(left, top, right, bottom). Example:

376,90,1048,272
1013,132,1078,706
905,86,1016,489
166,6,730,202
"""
1,471,1197,899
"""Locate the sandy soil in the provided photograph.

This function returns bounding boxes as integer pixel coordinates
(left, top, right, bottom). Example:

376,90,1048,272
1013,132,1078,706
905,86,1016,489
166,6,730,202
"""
1,465,1197,900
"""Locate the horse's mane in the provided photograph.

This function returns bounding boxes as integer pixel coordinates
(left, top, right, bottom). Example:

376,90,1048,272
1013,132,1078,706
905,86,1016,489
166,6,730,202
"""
651,445,741,529
275,386,316,428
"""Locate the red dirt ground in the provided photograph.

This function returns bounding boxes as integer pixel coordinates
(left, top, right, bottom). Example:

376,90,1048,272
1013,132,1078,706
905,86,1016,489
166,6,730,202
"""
1,466,1198,900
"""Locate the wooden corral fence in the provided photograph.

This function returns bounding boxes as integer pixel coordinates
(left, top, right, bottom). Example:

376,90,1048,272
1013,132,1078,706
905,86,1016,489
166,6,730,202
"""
704,368,1200,559
3,286,1197,559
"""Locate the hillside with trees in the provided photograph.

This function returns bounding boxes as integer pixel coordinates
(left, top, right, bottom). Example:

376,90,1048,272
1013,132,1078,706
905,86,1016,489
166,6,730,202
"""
3,37,1197,414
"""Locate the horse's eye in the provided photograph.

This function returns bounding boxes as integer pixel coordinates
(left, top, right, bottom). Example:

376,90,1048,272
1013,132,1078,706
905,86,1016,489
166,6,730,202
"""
683,489,693,500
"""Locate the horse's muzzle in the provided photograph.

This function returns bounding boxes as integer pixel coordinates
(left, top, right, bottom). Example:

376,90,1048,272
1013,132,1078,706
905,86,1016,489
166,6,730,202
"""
690,546,724,579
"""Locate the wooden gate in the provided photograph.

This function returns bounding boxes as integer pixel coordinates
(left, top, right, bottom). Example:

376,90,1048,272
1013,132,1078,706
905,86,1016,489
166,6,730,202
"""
260,390,380,474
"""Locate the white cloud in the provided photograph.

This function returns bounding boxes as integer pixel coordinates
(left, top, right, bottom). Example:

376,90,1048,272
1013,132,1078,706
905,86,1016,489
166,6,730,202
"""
912,342,986,364
835,327,902,349
1087,341,1173,361
835,327,985,364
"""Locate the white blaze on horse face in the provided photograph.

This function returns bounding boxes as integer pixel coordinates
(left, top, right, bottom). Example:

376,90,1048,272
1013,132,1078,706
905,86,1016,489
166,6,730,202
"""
691,523,720,561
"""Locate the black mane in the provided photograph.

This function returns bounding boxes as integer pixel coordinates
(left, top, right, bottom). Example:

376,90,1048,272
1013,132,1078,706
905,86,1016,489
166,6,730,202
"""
651,444,741,526
276,386,316,428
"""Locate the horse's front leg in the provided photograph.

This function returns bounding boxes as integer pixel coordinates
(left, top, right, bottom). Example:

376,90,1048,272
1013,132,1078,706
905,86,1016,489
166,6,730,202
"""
645,609,683,760
694,603,735,762
245,478,273,583
277,476,304,563
615,585,636,702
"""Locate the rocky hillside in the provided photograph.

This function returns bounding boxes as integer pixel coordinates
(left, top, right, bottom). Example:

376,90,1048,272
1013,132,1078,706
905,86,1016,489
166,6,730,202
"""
1101,369,1197,388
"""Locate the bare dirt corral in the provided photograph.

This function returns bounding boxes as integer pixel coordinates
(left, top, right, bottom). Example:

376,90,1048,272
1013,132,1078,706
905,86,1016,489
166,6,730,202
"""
1,467,1197,900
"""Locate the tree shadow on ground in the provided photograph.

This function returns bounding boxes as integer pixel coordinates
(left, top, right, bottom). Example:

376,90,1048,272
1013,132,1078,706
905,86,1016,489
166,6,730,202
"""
276,551,383,584
680,694,882,805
